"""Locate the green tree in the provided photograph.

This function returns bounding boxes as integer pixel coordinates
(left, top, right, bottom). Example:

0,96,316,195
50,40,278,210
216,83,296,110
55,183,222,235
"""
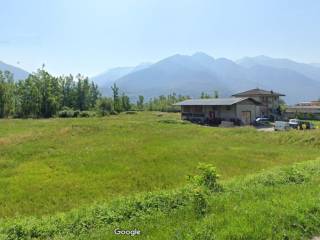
111,83,121,112
96,97,113,116
0,71,15,118
213,90,219,98
0,68,100,119
200,92,210,99
121,93,131,111
137,95,144,110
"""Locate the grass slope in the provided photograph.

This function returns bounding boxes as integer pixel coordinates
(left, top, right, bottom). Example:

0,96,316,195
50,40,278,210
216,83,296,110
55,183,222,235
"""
0,112,319,218
64,160,320,240
2,159,320,240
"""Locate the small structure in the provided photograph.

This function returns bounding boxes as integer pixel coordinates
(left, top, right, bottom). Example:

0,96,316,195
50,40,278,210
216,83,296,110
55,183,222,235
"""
296,101,320,106
232,88,285,118
285,105,320,120
174,97,261,125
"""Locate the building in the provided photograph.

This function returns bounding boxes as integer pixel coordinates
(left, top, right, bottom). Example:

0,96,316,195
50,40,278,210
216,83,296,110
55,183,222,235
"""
232,88,285,118
285,102,320,120
296,101,320,106
174,97,261,125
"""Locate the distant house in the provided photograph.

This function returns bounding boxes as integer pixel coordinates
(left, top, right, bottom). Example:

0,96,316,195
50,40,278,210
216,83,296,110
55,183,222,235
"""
296,101,320,106
285,101,320,120
232,88,285,117
174,97,261,125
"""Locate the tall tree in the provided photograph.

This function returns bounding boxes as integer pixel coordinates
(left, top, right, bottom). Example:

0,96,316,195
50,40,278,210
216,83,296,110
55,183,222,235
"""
213,90,219,99
111,83,120,112
137,95,144,110
121,93,131,111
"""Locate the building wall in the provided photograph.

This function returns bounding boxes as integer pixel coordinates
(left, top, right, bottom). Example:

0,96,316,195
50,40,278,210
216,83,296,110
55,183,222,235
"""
217,105,237,119
236,100,258,123
238,95,280,117
181,101,259,124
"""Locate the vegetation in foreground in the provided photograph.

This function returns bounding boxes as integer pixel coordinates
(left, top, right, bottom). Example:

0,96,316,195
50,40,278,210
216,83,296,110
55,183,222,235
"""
0,112,320,219
1,159,320,240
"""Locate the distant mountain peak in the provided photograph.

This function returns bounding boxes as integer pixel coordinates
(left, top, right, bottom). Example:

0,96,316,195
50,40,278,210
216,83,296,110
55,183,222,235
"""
192,52,213,58
92,53,320,104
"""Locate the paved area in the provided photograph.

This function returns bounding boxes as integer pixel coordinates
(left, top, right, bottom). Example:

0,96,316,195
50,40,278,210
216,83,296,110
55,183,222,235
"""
256,127,275,132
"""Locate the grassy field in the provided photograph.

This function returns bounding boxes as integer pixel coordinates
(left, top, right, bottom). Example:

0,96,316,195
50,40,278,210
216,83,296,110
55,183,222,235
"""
74,160,320,240
0,112,320,219
2,159,320,240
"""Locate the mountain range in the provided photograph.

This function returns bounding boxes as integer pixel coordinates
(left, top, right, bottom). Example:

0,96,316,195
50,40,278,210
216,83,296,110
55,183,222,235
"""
1,54,320,104
0,61,29,80
92,53,320,104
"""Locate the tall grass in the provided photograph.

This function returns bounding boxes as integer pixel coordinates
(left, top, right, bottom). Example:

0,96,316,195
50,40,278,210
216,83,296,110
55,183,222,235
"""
1,160,320,239
0,112,319,218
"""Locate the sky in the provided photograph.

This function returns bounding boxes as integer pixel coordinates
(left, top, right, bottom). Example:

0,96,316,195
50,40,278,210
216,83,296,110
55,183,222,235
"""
1,0,320,76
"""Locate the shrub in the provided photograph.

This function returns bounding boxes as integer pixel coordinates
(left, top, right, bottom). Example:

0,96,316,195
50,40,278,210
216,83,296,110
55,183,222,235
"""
96,98,113,116
79,111,95,118
58,110,76,118
192,187,209,219
190,163,222,192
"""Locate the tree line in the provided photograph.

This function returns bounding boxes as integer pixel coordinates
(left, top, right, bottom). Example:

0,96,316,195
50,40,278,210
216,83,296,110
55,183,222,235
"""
96,85,190,115
0,68,100,118
0,68,219,118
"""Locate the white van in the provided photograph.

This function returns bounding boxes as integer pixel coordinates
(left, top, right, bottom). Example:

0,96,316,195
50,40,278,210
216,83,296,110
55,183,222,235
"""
274,121,290,131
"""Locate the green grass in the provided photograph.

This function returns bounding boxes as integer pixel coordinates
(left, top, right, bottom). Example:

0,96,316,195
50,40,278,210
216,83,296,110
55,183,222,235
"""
64,160,320,240
2,159,320,240
0,112,320,218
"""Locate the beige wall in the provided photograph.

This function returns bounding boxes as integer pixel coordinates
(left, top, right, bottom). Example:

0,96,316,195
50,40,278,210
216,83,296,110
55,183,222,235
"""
181,101,259,124
242,95,281,116
236,100,258,122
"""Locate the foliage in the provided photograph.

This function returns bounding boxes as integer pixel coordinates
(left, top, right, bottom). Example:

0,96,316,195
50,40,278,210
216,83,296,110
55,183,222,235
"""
0,69,100,118
200,91,219,99
189,163,222,192
95,97,113,116
137,95,144,110
146,93,189,112
192,187,209,218
2,159,320,239
111,83,121,112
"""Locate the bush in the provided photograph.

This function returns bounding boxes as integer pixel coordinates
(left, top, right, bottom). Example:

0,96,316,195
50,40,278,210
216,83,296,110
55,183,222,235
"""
192,188,209,218
190,163,222,192
58,110,97,118
58,110,76,118
96,97,113,116
79,111,90,118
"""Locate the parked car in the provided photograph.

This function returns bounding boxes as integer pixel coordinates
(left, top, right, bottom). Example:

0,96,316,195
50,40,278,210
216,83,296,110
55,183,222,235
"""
289,119,314,130
254,117,271,126
289,119,300,129
274,121,290,131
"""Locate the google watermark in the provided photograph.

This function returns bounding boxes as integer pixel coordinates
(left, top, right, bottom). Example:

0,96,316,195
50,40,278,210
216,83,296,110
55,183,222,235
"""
114,228,141,236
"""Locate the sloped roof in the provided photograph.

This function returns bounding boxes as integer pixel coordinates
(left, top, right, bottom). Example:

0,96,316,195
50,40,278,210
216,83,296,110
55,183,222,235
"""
174,97,261,106
232,88,285,97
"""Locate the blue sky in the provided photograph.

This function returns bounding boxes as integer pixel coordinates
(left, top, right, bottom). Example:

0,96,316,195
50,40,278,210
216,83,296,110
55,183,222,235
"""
1,0,320,76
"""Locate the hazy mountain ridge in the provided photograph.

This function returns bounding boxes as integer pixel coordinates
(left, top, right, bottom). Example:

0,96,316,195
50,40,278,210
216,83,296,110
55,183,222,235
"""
0,61,29,80
91,63,152,87
237,55,320,82
93,53,320,104
2,54,319,104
